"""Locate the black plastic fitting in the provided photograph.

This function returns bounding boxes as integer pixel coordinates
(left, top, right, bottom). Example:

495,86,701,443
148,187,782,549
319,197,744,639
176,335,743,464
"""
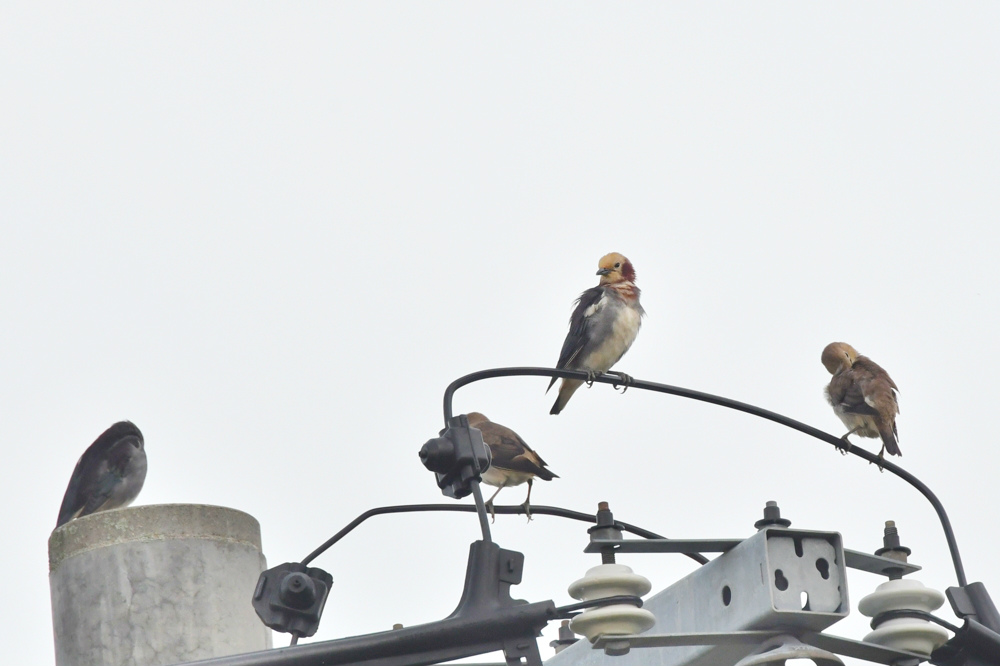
419,414,491,499
253,562,333,638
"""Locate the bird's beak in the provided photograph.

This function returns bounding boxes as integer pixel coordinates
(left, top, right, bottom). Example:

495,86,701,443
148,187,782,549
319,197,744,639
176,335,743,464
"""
596,268,612,276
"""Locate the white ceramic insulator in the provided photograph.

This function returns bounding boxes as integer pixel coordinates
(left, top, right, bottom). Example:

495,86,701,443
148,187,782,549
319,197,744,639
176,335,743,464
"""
568,563,652,601
567,563,656,642
858,578,950,656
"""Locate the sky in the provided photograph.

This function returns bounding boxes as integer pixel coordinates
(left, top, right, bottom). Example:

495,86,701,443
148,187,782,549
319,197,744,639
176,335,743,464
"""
2,3,1000,665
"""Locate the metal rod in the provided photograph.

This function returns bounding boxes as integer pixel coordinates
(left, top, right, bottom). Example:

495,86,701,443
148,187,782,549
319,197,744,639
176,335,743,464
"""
301,503,708,566
442,366,967,587
469,478,492,544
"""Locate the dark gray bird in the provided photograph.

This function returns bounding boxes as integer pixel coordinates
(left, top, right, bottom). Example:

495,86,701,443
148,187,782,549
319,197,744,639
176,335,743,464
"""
466,412,558,521
822,342,900,460
547,252,645,415
56,421,147,528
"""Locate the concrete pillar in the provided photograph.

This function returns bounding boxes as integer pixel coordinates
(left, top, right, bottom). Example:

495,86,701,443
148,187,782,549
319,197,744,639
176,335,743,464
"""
49,504,272,666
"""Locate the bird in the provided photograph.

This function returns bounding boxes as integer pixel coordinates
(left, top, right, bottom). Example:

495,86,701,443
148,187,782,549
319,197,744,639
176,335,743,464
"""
547,252,645,415
821,342,900,461
56,421,147,528
466,412,558,521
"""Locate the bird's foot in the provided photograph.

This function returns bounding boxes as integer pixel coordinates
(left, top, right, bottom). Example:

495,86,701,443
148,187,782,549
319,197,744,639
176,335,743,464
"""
873,447,886,473
520,501,533,522
836,435,852,455
485,500,497,523
611,371,634,393
585,370,599,388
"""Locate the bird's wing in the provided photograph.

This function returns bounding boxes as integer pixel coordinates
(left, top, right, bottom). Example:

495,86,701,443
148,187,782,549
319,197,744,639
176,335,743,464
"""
828,370,880,416
479,422,557,479
56,452,105,526
853,358,900,417
78,468,124,517
548,286,607,390
56,430,143,526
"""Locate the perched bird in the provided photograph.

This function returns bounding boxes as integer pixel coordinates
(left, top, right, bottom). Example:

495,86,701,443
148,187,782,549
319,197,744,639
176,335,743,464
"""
822,342,901,460
56,421,147,528
466,412,558,520
547,252,645,415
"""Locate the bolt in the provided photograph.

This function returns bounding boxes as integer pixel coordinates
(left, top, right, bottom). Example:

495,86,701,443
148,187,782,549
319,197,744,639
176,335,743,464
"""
392,623,403,630
550,620,579,653
754,500,792,530
875,520,911,576
882,521,901,546
589,501,621,564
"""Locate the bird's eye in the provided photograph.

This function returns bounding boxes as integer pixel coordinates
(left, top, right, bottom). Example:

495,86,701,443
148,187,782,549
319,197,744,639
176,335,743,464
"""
614,262,621,268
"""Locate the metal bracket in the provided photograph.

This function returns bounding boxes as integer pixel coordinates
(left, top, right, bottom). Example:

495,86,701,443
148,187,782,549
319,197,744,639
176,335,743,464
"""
845,549,922,578
590,632,925,666
549,528,851,666
584,536,922,577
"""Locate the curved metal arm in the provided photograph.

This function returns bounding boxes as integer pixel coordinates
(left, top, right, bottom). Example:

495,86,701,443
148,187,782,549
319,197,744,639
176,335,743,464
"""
300,503,709,566
443,366,967,587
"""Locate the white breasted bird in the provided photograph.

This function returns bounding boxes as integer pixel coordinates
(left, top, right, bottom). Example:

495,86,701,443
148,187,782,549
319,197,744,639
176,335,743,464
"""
822,342,901,460
547,252,645,415
466,412,558,521
56,421,147,528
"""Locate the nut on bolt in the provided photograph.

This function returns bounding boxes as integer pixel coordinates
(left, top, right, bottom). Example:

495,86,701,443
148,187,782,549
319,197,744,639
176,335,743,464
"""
589,501,624,564
754,500,791,530
875,520,911,561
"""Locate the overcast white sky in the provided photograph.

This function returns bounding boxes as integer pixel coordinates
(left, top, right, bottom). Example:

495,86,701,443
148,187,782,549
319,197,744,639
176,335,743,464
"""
3,4,1000,665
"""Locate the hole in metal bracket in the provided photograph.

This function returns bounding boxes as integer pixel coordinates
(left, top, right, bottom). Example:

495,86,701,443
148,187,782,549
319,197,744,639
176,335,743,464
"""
774,569,789,591
816,557,830,580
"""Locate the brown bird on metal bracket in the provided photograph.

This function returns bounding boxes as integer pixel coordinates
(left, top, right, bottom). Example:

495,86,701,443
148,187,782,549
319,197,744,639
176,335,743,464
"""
822,342,900,463
465,412,558,522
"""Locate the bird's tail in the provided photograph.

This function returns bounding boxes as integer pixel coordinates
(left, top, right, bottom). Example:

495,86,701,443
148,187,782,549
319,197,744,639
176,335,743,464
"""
879,422,901,457
536,468,559,481
550,379,583,415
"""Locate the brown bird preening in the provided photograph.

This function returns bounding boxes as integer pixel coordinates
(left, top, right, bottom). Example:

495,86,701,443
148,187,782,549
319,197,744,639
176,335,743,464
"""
465,412,558,521
822,342,900,462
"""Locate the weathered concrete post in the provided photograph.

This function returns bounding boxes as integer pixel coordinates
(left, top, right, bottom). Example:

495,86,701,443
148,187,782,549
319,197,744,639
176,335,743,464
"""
49,504,272,666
